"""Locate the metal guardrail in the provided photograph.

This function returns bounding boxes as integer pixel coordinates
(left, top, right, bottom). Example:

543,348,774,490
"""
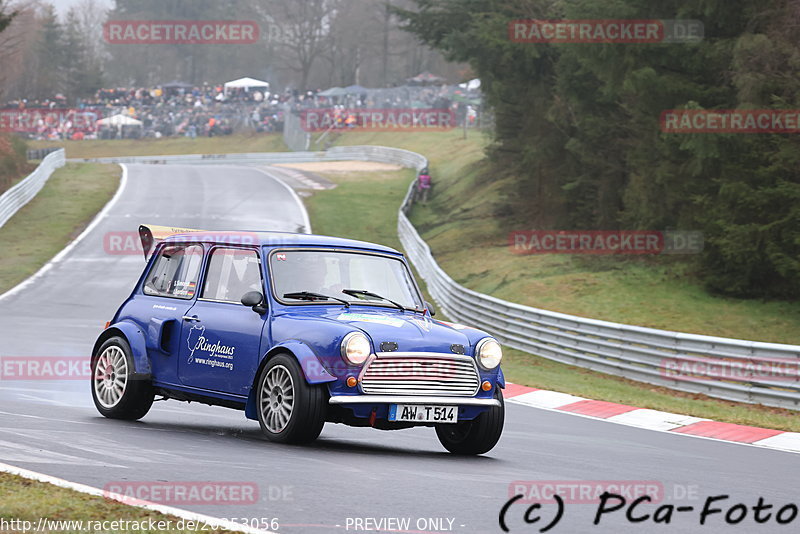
26,147,62,161
73,146,427,168
78,152,326,165
0,149,65,228
77,145,800,409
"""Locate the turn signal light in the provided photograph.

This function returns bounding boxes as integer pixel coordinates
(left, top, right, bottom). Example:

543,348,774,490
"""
481,381,492,391
104,321,111,330
346,376,358,388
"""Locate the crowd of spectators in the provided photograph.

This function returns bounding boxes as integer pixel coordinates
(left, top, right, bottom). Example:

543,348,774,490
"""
2,79,482,140
2,83,287,141
287,84,481,129
288,85,465,110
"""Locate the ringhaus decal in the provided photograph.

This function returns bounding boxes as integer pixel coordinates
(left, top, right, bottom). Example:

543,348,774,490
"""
186,325,235,370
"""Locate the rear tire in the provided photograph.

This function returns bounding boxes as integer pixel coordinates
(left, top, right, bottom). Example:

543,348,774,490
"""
256,353,326,444
436,388,504,455
91,336,154,420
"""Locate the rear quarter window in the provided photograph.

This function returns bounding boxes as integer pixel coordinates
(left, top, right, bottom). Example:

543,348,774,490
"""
143,244,204,299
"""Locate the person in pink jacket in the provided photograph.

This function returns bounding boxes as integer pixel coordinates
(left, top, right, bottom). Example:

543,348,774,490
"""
417,167,432,204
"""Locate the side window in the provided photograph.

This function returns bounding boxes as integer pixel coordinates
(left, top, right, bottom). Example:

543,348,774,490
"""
201,248,262,303
143,244,203,299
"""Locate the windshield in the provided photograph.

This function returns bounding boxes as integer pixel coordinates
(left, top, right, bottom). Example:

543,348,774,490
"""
269,250,422,310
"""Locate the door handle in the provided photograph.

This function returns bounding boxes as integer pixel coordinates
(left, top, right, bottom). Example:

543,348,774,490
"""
182,315,200,322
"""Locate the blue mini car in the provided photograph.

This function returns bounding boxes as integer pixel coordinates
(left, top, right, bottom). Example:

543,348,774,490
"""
91,225,505,454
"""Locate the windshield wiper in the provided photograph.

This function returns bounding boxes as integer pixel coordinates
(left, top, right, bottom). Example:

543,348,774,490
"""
342,289,407,311
283,291,350,307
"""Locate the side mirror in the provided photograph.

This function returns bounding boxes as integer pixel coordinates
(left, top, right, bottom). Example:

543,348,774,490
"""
424,301,436,317
241,291,267,315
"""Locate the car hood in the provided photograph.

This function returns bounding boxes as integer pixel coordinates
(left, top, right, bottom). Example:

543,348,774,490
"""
274,306,487,354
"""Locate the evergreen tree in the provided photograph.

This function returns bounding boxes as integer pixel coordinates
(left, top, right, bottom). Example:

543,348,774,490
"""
396,0,800,298
33,4,65,100
62,8,103,100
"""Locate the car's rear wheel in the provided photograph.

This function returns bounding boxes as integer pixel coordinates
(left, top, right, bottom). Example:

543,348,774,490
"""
256,353,326,444
91,336,154,420
435,388,504,455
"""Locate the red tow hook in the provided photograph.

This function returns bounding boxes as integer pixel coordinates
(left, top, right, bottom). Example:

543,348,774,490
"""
369,408,377,427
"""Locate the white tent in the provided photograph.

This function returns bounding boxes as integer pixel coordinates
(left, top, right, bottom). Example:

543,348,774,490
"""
459,78,481,91
223,77,270,95
97,114,143,126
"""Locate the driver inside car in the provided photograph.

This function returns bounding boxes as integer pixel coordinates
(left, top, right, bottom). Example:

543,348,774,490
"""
275,252,343,297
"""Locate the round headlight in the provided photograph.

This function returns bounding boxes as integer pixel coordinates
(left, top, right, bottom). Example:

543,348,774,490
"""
476,338,503,370
341,332,371,365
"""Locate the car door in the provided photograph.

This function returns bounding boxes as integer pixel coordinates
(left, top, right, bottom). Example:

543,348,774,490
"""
178,246,266,395
138,243,205,385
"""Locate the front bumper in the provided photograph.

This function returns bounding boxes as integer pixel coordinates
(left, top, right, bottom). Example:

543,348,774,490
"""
329,395,500,407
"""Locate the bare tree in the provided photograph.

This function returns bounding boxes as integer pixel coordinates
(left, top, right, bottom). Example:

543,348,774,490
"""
0,1,36,100
72,0,109,66
320,0,462,89
0,0,17,33
258,0,337,90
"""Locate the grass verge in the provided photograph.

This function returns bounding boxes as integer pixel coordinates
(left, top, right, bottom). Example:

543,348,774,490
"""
0,473,237,533
305,168,413,251
305,167,439,308
0,162,119,294
306,135,800,432
29,133,287,159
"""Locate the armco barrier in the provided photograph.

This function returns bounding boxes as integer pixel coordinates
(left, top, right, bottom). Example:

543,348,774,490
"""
76,147,800,410
26,147,62,161
0,148,65,228
75,146,427,168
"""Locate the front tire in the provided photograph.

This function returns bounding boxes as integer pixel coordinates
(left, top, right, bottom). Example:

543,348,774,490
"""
436,388,504,455
256,353,326,444
91,336,154,420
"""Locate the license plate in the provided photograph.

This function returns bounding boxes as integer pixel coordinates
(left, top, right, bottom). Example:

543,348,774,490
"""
388,404,457,424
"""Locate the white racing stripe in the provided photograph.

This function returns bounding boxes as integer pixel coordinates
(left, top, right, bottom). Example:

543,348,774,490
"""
605,409,709,431
0,164,129,302
507,390,585,409
251,167,312,234
752,432,800,453
0,461,275,534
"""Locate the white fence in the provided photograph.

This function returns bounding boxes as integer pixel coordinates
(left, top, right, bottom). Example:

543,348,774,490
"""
78,146,800,409
0,149,65,228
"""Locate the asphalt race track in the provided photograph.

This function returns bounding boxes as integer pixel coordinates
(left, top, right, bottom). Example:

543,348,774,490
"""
0,164,797,534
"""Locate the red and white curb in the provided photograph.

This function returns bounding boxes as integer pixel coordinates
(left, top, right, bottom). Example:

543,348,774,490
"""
503,383,800,454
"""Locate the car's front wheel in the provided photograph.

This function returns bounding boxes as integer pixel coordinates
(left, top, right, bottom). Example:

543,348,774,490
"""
435,388,504,455
91,336,154,420
256,353,326,444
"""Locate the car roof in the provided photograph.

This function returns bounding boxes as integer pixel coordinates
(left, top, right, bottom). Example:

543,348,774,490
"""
162,231,401,255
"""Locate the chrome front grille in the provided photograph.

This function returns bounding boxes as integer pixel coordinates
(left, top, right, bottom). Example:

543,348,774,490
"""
360,352,480,396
